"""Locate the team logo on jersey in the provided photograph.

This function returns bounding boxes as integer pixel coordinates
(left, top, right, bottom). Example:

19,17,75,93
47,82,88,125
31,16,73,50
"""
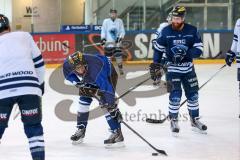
173,39,186,45
109,28,118,40
171,44,188,55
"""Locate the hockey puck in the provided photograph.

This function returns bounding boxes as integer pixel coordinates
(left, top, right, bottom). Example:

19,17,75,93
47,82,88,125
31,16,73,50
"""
152,153,158,156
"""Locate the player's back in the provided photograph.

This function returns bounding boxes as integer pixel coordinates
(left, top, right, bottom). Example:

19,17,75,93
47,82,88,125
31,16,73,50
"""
0,31,36,72
0,31,42,99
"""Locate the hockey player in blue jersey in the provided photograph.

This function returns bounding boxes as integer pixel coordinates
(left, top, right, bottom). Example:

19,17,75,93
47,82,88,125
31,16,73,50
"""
150,6,207,136
63,51,124,147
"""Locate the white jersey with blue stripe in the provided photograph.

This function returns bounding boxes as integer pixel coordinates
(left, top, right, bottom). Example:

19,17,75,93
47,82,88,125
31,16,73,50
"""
153,23,203,74
231,18,240,68
101,18,125,47
0,31,45,99
154,22,169,39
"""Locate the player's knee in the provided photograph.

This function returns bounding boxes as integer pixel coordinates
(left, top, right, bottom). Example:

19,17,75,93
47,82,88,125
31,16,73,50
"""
78,96,92,112
24,123,43,138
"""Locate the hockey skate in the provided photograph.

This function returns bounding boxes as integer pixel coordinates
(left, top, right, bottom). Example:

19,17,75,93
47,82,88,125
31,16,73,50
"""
70,128,86,145
190,117,207,134
170,118,180,137
104,128,125,148
118,65,124,76
119,68,124,75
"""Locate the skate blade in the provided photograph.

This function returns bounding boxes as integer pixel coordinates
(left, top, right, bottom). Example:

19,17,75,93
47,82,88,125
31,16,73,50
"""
192,127,207,134
104,142,125,149
72,138,84,145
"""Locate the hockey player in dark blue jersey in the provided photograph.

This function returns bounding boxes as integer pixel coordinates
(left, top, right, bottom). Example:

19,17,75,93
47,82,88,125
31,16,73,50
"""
63,51,124,147
150,6,207,136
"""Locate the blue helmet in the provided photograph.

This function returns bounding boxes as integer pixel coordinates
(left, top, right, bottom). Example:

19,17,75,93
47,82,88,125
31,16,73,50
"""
0,14,9,33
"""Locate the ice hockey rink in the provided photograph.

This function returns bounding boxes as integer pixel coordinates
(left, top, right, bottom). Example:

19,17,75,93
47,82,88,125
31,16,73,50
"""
0,64,239,160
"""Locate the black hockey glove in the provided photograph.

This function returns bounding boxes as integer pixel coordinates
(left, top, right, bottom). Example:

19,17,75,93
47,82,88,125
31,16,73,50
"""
225,50,236,66
149,63,164,81
172,45,187,64
115,37,122,44
101,103,123,123
76,84,103,99
40,82,45,96
101,39,106,46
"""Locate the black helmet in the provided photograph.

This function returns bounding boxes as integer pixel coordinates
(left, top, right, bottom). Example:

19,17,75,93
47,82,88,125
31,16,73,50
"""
68,51,86,69
110,9,117,13
172,6,186,17
0,14,9,33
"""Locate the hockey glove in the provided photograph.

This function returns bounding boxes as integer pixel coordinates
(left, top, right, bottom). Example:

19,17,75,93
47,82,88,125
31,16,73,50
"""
225,50,236,66
115,37,122,44
40,82,45,96
149,63,164,81
76,84,103,99
101,103,123,123
101,39,106,46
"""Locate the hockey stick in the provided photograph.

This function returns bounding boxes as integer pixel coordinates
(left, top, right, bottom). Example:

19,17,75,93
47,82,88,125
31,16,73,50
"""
122,121,167,156
117,76,151,100
92,75,167,155
83,43,101,48
115,76,167,155
146,64,227,124
62,42,101,49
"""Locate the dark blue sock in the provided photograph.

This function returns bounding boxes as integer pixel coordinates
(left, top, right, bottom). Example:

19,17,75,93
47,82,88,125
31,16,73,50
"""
24,123,45,160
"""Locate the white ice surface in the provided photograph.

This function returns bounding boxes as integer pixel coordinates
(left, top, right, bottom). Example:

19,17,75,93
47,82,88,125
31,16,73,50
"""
0,64,239,160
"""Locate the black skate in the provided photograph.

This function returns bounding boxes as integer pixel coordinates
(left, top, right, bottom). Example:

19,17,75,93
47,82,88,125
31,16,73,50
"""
70,128,86,145
118,64,124,75
104,128,124,148
119,69,124,75
191,117,207,134
170,118,180,137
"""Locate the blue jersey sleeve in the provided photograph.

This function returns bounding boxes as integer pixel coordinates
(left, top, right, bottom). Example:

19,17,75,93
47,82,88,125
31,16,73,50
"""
152,29,167,63
187,29,203,58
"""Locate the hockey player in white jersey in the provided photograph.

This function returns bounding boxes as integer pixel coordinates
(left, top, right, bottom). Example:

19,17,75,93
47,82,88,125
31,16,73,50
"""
225,18,240,118
0,14,45,160
154,12,172,40
101,9,125,75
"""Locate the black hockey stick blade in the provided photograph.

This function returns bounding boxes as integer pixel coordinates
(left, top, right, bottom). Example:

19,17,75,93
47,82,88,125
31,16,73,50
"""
122,121,167,156
146,116,168,124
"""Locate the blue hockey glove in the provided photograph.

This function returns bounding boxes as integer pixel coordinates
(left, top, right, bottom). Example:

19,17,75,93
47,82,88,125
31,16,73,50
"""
225,50,236,66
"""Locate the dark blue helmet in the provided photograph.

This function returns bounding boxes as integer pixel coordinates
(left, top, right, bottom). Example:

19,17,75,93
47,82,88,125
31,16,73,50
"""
110,9,117,13
0,14,9,33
